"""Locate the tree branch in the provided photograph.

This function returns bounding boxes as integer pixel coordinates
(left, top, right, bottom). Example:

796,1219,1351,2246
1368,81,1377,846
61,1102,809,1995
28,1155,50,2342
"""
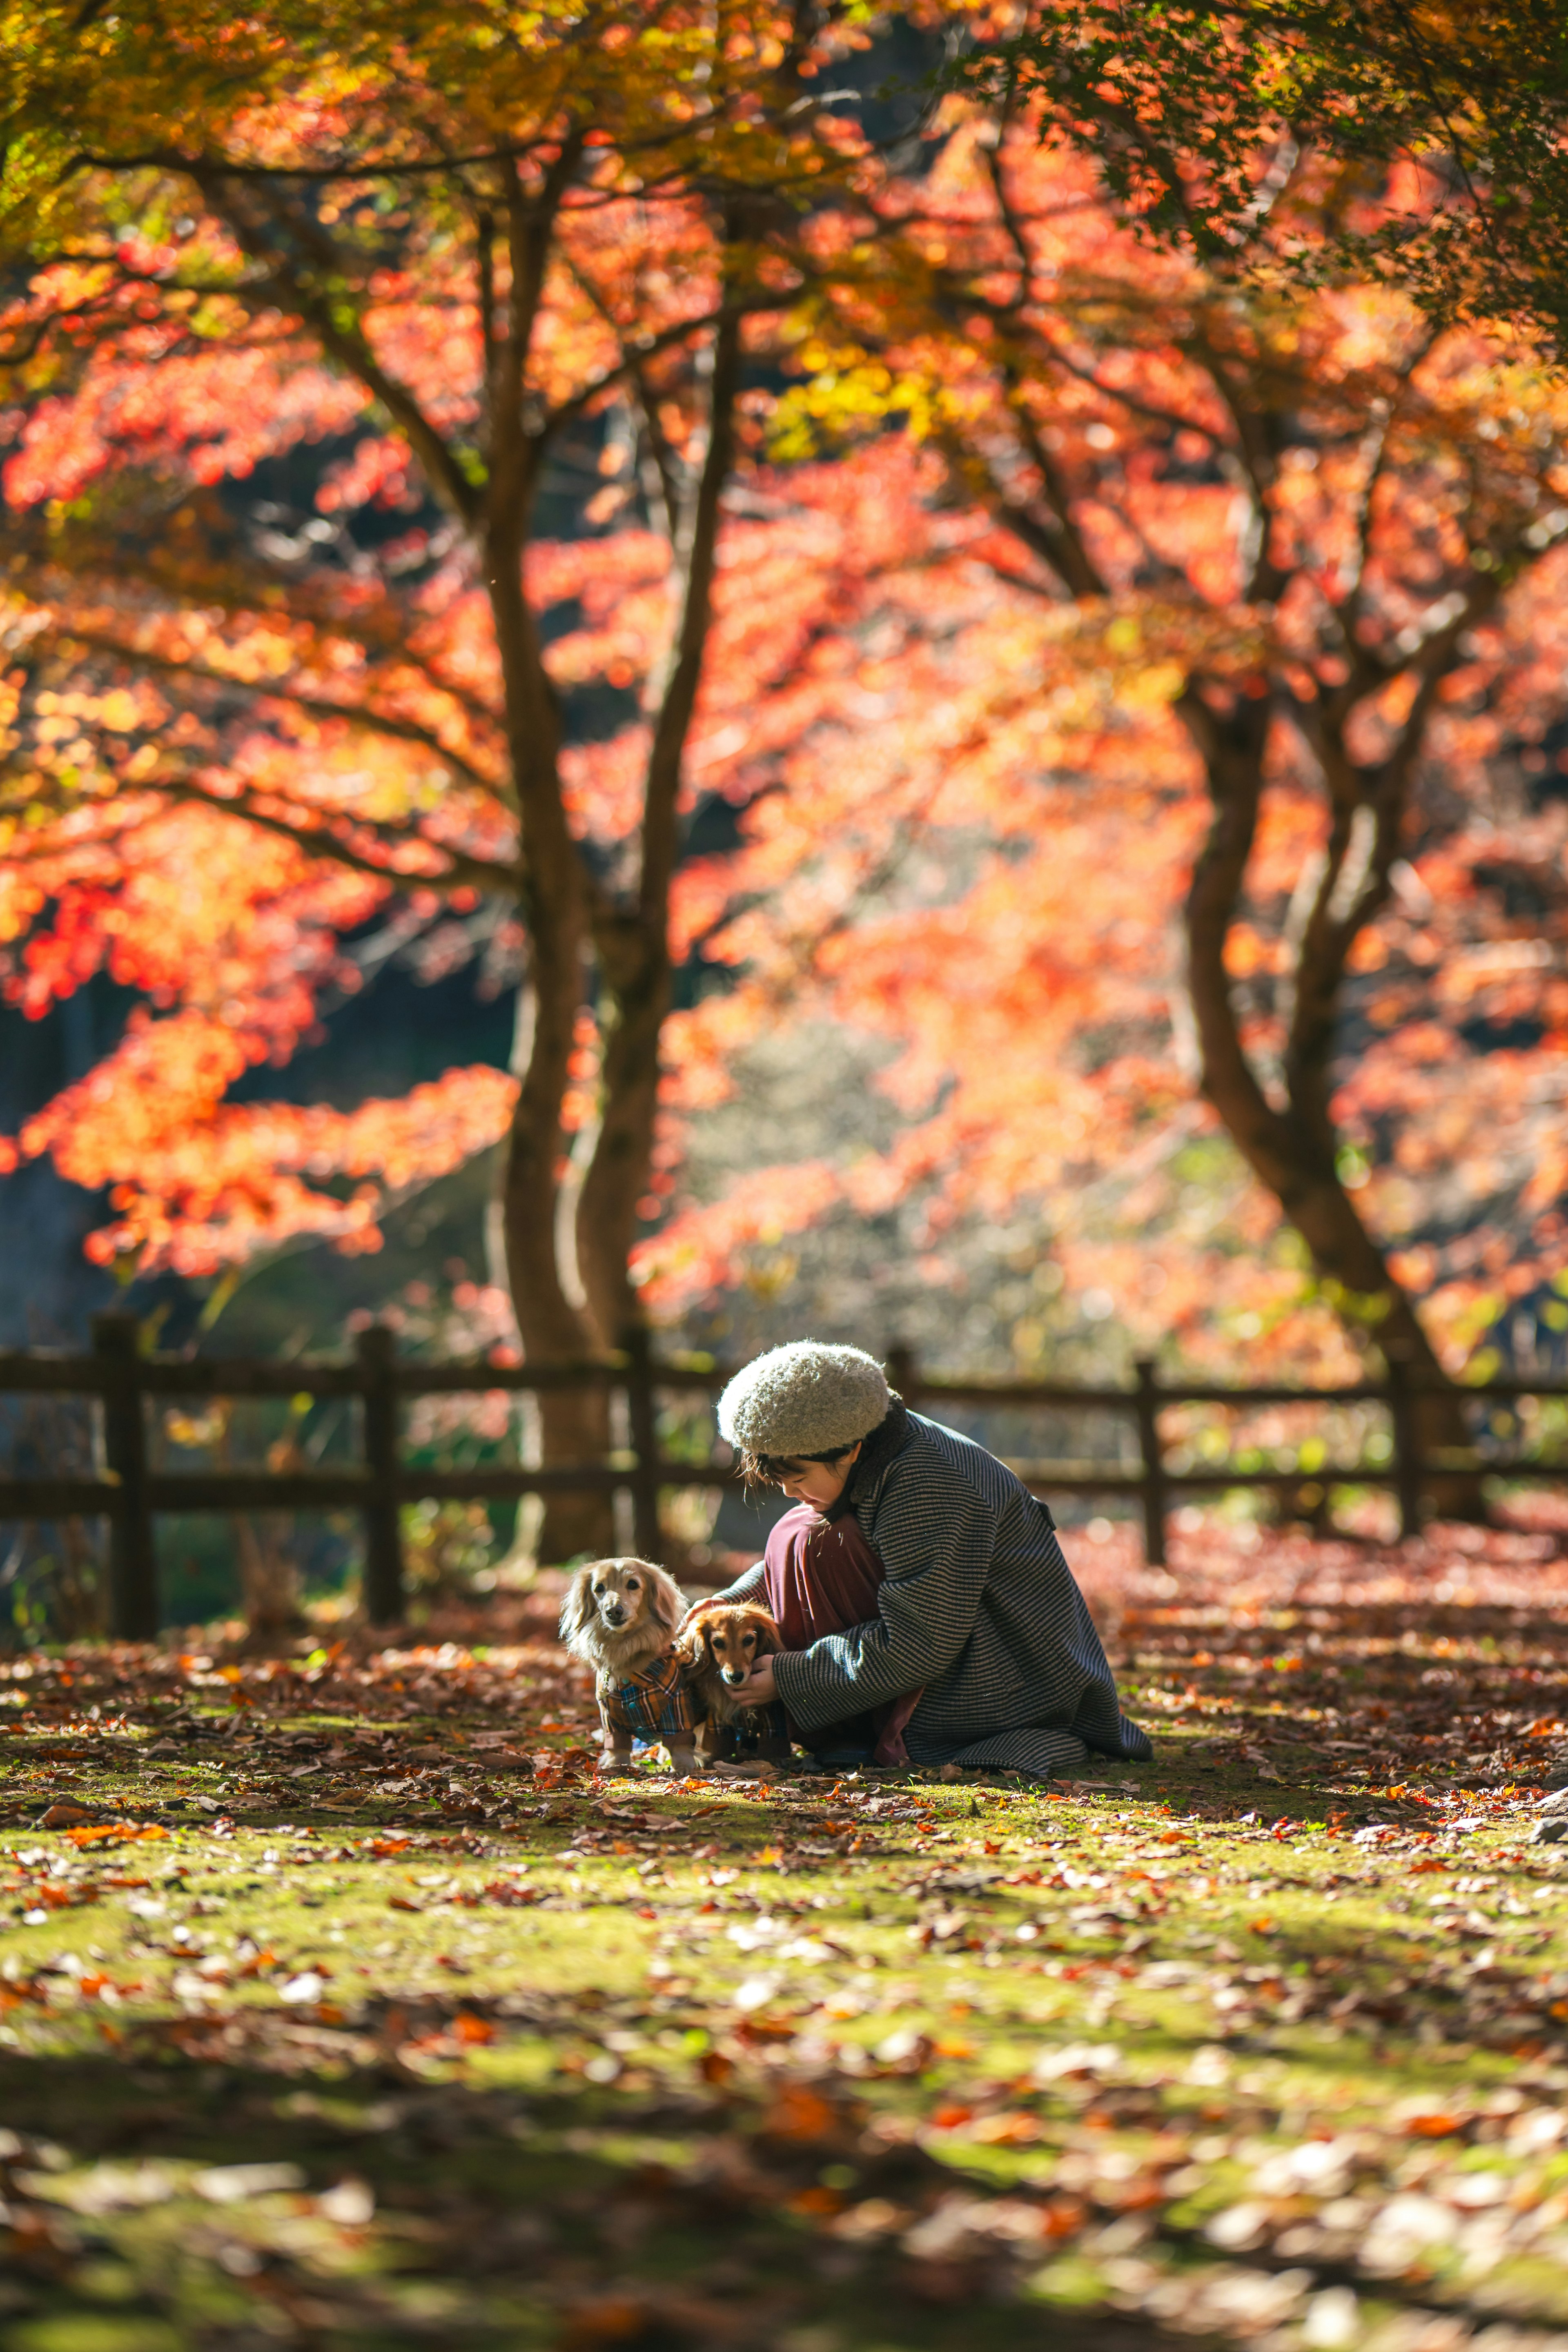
39,628,506,797
1002,306,1223,446
401,653,505,735
537,286,798,442
637,303,744,929
154,774,520,898
67,139,559,183
1178,323,1290,605
1283,568,1507,1148
630,363,682,543
477,204,499,452
200,176,484,529
1001,375,1110,597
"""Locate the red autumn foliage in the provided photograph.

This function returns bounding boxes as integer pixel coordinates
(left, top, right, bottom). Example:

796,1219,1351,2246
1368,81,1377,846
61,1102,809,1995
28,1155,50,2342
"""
3,25,1567,1419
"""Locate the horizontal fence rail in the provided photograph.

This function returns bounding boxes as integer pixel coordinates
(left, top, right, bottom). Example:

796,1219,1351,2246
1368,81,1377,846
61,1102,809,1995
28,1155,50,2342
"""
1,1316,1566,1634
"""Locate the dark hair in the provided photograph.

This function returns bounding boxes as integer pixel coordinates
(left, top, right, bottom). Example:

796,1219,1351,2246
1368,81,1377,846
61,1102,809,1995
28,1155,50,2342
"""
738,1436,863,1486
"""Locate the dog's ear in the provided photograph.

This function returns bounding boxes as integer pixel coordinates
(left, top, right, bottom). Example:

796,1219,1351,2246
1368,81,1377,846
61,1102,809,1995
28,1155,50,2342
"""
751,1612,785,1656
646,1564,686,1634
674,1602,720,1667
558,1565,598,1643
672,1617,707,1669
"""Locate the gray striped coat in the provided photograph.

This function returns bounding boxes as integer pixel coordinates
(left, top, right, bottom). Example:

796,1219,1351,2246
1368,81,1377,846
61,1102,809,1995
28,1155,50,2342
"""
717,1406,1152,1772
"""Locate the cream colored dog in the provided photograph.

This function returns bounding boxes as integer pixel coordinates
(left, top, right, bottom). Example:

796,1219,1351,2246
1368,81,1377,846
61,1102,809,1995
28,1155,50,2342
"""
558,1556,696,1774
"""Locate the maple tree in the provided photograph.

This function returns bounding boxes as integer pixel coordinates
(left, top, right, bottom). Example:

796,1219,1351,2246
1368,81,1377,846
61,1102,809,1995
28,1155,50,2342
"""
637,124,1568,1468
0,0,920,1545
7,6,1568,1527
964,0,1568,343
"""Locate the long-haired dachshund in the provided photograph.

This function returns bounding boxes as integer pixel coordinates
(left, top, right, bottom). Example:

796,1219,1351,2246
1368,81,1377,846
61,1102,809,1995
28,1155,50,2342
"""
559,1557,697,1775
676,1601,792,1764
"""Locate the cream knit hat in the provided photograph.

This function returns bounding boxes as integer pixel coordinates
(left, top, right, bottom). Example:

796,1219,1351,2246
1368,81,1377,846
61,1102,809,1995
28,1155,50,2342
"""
717,1341,891,1459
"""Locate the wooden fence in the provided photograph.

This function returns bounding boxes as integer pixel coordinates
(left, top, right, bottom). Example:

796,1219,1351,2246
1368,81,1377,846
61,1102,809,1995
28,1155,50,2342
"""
1,1315,1566,1636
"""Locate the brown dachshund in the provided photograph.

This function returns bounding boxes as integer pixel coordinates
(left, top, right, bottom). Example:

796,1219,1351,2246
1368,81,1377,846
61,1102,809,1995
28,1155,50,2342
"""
676,1601,792,1764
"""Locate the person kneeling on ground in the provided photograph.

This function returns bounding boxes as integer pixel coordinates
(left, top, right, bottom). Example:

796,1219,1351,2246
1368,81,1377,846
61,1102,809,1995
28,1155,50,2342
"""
704,1340,1152,1781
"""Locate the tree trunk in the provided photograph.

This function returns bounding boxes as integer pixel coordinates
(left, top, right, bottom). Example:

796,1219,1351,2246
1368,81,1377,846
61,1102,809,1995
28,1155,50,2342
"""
572,305,742,1395
485,287,739,1560
575,917,671,1349
1180,688,1484,1520
490,510,615,1561
498,940,616,1562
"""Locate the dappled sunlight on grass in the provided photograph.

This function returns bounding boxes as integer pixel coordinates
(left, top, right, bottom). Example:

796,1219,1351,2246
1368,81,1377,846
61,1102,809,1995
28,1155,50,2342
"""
4,1517,1568,2345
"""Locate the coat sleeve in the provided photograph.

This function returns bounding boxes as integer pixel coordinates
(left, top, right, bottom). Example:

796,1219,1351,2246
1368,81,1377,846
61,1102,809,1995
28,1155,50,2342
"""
772,1455,995,1728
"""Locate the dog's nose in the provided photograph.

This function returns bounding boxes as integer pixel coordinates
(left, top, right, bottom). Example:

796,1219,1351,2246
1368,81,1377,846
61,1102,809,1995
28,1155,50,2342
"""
722,1668,746,1684
602,1605,626,1625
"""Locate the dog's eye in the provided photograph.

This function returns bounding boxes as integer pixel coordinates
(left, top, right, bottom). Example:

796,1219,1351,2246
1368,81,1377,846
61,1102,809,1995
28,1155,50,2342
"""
592,1585,604,1597
626,1577,640,1590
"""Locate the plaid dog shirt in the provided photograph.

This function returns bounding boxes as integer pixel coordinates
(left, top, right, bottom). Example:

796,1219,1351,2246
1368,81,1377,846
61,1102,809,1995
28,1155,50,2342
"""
600,1650,696,1741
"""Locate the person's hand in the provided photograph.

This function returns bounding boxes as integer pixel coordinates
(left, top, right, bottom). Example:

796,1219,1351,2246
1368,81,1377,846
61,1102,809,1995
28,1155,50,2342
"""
676,1572,761,1633
733,1656,778,1708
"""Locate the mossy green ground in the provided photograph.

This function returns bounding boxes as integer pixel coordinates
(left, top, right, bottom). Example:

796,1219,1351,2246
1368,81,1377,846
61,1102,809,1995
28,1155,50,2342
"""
5,1535,1568,2350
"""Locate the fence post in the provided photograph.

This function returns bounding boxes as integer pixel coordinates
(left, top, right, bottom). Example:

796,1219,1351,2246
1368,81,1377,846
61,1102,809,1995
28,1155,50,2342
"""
1385,1351,1422,1541
886,1342,919,1406
357,1324,405,1624
620,1325,662,1562
93,1312,157,1640
1134,1357,1168,1569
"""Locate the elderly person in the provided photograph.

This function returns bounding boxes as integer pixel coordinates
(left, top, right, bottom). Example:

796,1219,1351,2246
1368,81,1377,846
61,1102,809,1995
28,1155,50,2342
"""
707,1340,1152,1779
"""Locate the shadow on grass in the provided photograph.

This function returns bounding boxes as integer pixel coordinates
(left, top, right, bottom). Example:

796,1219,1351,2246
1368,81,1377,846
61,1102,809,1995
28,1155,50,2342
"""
0,2043,1194,2352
